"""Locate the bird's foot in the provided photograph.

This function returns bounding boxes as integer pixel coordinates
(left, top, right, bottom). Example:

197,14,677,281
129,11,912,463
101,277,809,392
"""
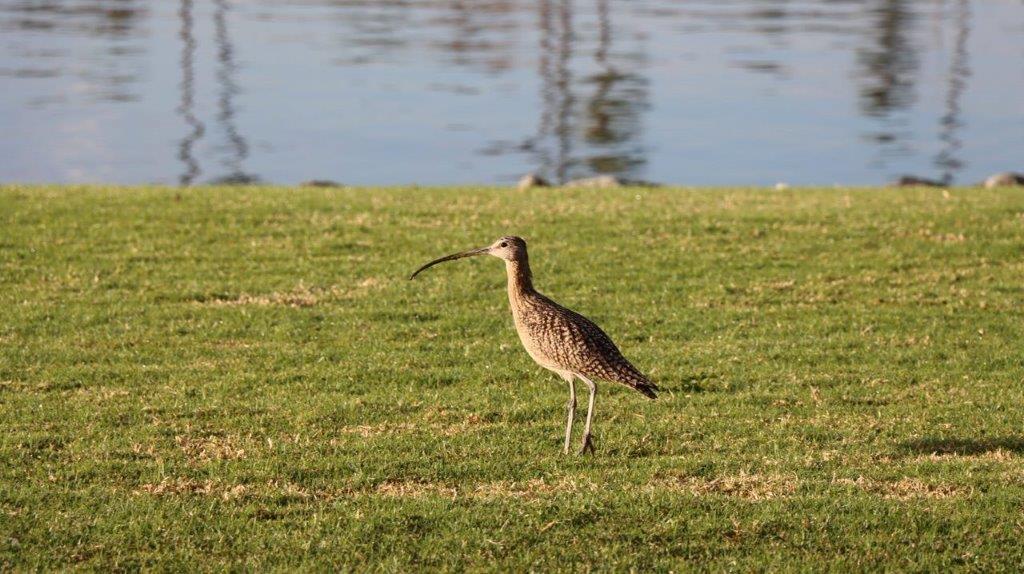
578,433,595,455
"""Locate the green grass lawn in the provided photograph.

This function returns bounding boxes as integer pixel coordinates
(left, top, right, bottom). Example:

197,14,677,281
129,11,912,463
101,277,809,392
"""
2,185,1024,571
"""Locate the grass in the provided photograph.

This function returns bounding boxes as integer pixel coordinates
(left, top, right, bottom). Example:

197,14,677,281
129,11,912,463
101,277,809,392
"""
1,184,1024,571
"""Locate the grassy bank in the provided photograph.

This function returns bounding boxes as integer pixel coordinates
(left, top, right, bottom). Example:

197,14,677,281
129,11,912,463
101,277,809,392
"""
2,185,1024,570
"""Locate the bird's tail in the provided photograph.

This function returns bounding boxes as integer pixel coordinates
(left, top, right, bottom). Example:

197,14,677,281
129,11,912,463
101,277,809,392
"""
632,378,659,400
618,368,659,399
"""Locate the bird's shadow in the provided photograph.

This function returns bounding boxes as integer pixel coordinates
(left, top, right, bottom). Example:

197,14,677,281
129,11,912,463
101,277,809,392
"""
898,436,1024,456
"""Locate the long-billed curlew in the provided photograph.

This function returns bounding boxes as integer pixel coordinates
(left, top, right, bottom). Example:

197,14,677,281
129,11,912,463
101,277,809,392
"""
410,236,657,454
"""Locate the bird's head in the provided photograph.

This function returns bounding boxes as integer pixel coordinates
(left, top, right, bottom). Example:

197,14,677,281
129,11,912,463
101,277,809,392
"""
486,235,527,261
410,236,527,279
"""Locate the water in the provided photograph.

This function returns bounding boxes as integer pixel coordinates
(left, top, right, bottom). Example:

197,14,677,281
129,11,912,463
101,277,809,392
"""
1,0,1022,186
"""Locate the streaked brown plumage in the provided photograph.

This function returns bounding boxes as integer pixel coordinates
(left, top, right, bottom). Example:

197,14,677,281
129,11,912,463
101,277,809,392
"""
410,235,657,454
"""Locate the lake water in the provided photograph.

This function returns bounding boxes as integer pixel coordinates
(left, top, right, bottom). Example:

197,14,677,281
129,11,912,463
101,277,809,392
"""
1,0,1022,186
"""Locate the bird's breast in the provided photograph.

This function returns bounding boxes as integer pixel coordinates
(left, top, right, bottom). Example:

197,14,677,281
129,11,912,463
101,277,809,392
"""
509,302,563,371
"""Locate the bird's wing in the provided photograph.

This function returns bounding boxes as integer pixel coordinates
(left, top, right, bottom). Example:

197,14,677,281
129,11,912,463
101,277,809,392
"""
526,297,658,398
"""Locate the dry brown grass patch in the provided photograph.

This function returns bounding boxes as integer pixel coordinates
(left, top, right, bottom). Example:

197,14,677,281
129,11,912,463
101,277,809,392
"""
655,472,800,501
914,449,1017,463
175,434,247,463
338,423,417,438
833,476,972,500
135,477,248,500
370,477,594,500
373,480,458,498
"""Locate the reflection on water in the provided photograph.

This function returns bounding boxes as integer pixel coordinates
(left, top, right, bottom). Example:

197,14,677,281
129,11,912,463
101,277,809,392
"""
175,0,254,185
584,0,647,180
858,1,920,119
176,0,203,186
0,0,1022,185
529,0,648,183
210,0,255,185
935,0,971,184
857,0,919,168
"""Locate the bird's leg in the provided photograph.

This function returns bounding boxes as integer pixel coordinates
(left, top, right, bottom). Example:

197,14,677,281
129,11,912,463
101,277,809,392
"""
563,375,577,455
578,375,597,455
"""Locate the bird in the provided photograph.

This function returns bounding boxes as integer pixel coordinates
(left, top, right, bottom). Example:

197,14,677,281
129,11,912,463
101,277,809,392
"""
410,236,657,454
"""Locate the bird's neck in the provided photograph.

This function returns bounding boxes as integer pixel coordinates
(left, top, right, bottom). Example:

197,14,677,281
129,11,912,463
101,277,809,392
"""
505,257,535,301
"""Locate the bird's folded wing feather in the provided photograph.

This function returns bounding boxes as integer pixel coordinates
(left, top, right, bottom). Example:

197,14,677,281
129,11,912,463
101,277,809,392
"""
526,298,649,386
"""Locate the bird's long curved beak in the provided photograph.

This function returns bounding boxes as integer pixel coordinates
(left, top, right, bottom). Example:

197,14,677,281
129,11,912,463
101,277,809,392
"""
409,246,490,279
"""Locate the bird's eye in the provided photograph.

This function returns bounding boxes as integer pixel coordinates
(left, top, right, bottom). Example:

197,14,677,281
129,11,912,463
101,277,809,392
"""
500,242,508,248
